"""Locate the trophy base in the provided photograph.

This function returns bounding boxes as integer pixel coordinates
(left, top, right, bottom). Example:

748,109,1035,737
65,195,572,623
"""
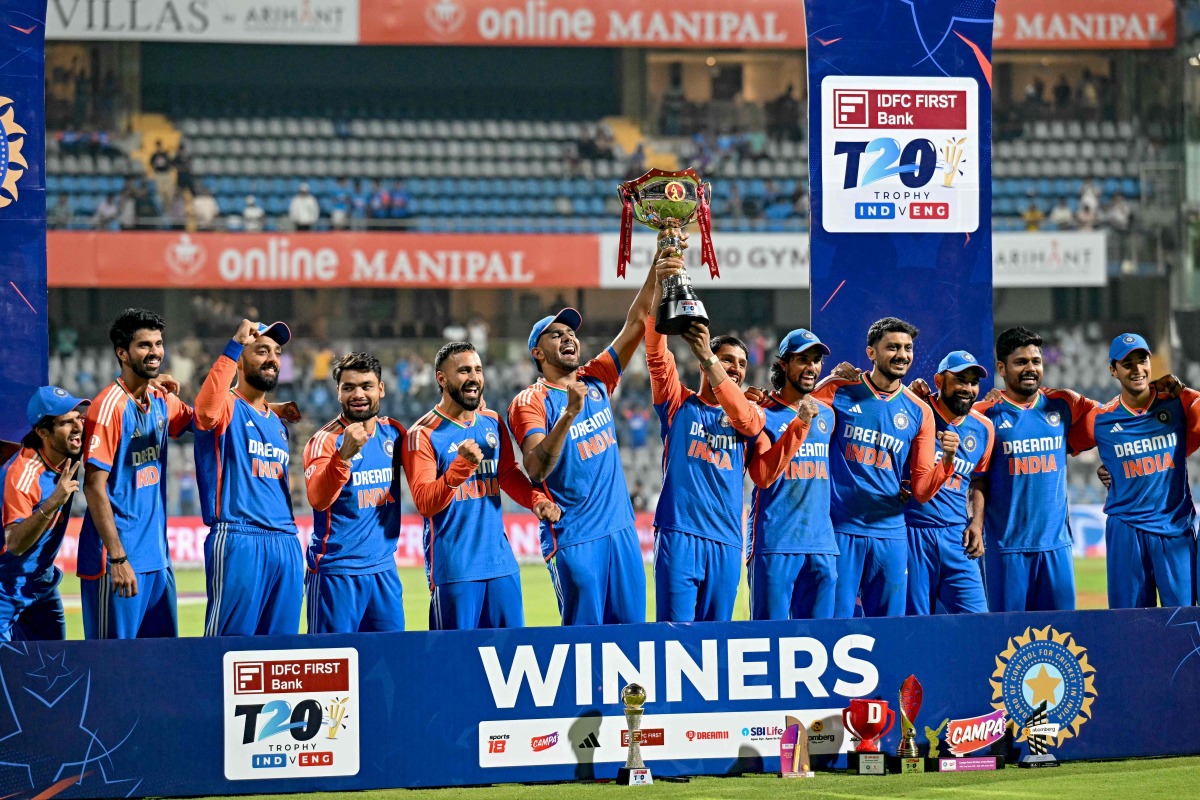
616,767,654,786
1018,754,1059,769
885,755,926,774
846,752,886,776
926,756,1004,772
654,298,709,335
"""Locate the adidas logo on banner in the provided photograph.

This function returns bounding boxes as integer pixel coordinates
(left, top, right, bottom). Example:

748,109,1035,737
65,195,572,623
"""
848,404,862,413
1111,423,1124,432
577,732,600,749
998,420,1013,429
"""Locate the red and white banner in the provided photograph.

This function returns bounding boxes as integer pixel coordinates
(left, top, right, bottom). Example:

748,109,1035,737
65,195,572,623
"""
53,513,657,572
994,0,1174,50
48,231,599,289
360,0,805,48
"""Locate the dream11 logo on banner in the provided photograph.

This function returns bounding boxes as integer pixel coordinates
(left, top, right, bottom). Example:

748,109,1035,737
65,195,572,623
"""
820,76,980,234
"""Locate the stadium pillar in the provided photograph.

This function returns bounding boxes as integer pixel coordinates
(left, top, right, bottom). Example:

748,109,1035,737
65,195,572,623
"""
0,2,48,452
804,0,996,380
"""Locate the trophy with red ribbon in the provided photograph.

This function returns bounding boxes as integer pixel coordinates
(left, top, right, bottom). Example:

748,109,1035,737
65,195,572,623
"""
887,675,926,774
617,168,719,335
842,699,894,775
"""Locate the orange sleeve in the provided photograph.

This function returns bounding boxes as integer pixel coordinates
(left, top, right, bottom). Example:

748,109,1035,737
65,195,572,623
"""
165,390,195,438
747,417,811,488
2,457,39,526
712,379,766,437
1181,388,1200,456
402,428,476,518
908,401,952,503
810,377,850,407
83,389,123,472
1048,388,1099,446
194,342,240,433
508,389,548,446
1070,406,1098,455
973,416,996,474
578,347,621,394
303,428,351,512
645,314,686,422
495,417,548,510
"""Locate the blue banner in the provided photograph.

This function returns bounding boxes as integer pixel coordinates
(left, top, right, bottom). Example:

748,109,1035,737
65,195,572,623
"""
0,2,47,447
805,0,995,380
3,607,1199,796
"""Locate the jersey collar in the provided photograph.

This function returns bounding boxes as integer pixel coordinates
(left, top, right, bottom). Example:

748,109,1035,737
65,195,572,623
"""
1000,391,1042,411
433,406,475,429
231,388,272,416
116,377,152,412
861,374,903,402
769,391,801,412
1119,387,1157,416
35,448,66,475
537,378,569,393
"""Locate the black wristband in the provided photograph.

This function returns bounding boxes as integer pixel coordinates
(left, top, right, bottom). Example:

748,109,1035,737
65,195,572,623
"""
108,555,128,565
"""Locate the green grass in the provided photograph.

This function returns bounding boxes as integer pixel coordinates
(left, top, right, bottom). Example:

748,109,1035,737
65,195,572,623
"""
60,558,1108,639
183,756,1200,800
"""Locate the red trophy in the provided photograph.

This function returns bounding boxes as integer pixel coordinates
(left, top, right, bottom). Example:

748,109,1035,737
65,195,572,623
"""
888,674,926,774
842,699,894,775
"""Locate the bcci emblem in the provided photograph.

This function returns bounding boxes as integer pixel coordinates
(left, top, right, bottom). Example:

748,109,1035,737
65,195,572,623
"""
817,418,828,433
52,388,67,397
803,331,815,340
963,434,977,453
1157,410,1171,425
588,386,603,402
1123,335,1136,344
719,413,731,428
0,96,28,209
383,440,394,457
893,412,909,430
485,431,498,448
1047,412,1061,426
991,625,1097,747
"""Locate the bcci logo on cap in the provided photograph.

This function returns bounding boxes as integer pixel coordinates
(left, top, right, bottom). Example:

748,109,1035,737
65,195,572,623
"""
1123,335,1136,344
992,625,1096,748
0,96,29,209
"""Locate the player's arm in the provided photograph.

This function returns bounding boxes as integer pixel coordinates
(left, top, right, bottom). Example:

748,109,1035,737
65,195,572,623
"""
607,230,679,370
195,319,258,431
809,376,851,407
908,403,955,503
164,391,195,438
747,400,817,487
514,382,587,483
496,420,560,522
3,461,79,556
645,312,687,425
80,400,138,596
402,429,477,518
682,323,765,436
1179,388,1200,455
964,481,986,558
304,427,359,512
1047,388,1100,454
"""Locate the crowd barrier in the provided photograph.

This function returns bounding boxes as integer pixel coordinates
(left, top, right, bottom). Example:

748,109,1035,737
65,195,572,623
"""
4,606,1199,797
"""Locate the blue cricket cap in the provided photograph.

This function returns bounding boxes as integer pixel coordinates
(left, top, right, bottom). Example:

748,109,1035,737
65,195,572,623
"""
527,308,583,361
256,321,292,346
26,386,89,429
937,350,988,378
1109,333,1151,362
777,328,830,358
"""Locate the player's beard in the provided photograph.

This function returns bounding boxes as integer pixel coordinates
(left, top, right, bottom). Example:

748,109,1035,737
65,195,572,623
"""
449,380,483,411
244,366,279,392
342,399,379,422
877,360,909,382
943,392,975,416
129,353,162,381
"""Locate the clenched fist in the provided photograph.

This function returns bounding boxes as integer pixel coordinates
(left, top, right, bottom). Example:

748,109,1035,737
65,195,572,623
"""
234,318,260,345
534,500,562,523
937,430,960,462
457,439,483,466
796,397,819,424
565,382,588,416
339,423,369,461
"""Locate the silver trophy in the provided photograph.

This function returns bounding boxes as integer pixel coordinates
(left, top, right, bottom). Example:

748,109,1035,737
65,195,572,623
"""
616,683,653,786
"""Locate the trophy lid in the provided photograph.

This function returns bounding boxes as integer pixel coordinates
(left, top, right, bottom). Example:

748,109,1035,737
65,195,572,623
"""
619,168,705,230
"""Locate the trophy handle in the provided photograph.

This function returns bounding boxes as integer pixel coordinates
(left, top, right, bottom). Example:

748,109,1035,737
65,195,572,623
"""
842,708,859,740
882,708,896,738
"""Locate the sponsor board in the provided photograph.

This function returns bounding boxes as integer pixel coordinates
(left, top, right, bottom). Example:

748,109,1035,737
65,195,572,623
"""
223,648,360,780
820,76,979,234
478,709,849,767
46,0,359,44
598,232,808,289
992,231,1107,288
993,1,1174,50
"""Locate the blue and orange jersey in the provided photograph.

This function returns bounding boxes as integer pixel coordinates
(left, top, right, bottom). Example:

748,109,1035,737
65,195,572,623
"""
0,448,75,592
811,375,951,538
193,340,297,533
746,393,837,558
77,379,193,578
1073,388,1200,536
646,322,765,548
507,347,634,559
975,388,1095,552
303,415,406,575
904,397,995,529
404,406,546,587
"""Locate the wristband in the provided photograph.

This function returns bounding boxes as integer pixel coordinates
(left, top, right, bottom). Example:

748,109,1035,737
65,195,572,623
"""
108,555,128,566
700,354,719,370
37,505,56,521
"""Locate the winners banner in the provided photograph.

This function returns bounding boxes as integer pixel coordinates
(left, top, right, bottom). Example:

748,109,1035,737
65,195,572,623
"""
804,0,995,380
0,2,47,448
3,608,1200,796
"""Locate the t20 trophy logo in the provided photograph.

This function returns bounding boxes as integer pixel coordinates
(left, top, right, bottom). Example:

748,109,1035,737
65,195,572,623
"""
616,683,653,786
617,168,719,335
779,716,814,779
842,698,894,775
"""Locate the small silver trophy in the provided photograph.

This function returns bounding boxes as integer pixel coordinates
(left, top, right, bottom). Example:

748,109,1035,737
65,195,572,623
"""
615,683,653,786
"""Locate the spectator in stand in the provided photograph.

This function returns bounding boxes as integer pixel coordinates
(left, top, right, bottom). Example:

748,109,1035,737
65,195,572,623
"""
1076,202,1098,231
1048,197,1075,230
149,140,174,207
172,143,195,199
1080,178,1100,213
389,180,412,229
191,186,220,231
367,179,391,222
1052,75,1072,113
118,182,137,230
92,194,119,230
1022,198,1045,231
1079,69,1100,121
242,195,265,232
1104,192,1133,262
330,194,350,230
289,183,320,231
625,143,648,181
467,316,490,359
48,195,73,229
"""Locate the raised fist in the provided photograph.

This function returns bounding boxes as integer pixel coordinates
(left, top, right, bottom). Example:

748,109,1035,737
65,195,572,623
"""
565,382,588,416
796,397,820,424
937,430,960,462
457,439,483,466
339,423,369,461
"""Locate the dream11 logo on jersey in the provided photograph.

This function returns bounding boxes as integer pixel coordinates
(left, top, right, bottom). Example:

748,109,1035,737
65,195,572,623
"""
820,76,980,234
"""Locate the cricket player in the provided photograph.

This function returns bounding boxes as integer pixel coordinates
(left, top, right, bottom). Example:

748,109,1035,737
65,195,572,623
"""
79,308,193,638
303,352,406,633
0,387,87,641
194,319,300,636
811,317,955,617
903,351,994,615
406,342,560,630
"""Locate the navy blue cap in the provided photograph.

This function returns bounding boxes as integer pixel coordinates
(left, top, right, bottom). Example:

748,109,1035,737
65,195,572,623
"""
777,328,830,358
527,308,583,361
256,321,292,346
937,350,988,378
1109,333,1151,362
26,386,89,429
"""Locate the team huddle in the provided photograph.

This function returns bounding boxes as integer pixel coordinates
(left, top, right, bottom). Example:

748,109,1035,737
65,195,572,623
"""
2,241,1198,640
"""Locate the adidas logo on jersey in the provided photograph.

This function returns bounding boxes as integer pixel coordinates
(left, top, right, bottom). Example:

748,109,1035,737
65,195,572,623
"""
1110,423,1124,432
577,732,601,749
448,441,460,453
998,420,1013,429
848,404,862,414
245,420,255,427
